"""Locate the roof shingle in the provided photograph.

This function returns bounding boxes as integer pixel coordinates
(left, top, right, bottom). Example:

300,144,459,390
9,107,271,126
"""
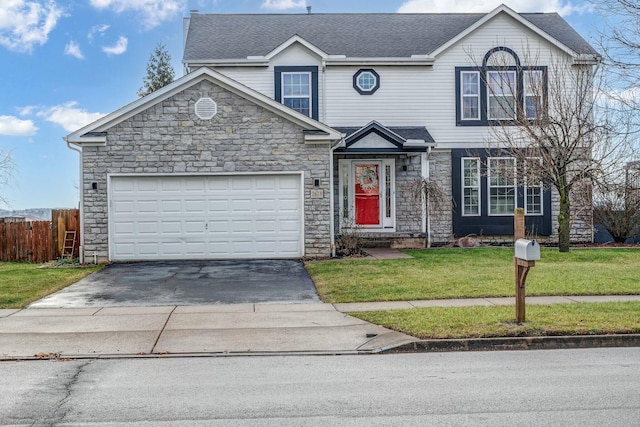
183,12,597,62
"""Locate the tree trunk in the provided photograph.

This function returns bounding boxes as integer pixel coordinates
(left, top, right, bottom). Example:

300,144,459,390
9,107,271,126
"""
558,192,571,252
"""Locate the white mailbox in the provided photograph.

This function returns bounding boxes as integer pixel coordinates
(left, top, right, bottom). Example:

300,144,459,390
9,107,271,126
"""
515,239,540,261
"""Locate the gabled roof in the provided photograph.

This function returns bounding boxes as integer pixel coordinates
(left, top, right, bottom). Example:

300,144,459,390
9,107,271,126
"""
334,121,435,153
183,7,597,64
65,67,342,145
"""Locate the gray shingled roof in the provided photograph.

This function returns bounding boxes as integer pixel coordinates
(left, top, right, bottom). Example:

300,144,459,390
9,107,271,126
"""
183,12,597,62
335,126,435,143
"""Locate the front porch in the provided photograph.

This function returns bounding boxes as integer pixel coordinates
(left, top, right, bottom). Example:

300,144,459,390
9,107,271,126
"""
332,121,441,251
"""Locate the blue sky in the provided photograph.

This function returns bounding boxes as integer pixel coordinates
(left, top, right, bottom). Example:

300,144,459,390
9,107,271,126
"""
0,0,598,210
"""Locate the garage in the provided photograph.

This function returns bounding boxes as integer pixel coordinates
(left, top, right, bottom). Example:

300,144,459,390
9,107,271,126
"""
108,174,303,261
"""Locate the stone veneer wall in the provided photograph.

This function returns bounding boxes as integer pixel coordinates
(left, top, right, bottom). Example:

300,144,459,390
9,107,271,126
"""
427,150,453,244
81,79,331,262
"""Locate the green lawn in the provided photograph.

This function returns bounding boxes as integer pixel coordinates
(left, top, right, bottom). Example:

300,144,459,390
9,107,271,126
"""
306,248,640,303
352,301,640,339
0,262,103,309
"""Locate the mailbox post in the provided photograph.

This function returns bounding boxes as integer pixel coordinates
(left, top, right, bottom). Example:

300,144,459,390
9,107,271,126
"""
514,239,540,323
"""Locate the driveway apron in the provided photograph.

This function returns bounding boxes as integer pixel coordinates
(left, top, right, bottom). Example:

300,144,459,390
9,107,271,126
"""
30,260,320,308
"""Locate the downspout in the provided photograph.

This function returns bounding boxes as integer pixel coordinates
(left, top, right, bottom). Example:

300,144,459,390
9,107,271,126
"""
64,137,84,263
329,136,344,257
321,59,327,123
426,146,432,248
421,146,432,248
324,59,341,257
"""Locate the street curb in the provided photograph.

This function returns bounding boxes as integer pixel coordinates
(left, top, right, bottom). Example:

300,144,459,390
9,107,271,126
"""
387,334,640,353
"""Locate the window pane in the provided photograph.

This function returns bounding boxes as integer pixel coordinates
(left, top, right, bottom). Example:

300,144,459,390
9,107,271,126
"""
463,159,478,186
284,98,310,116
489,158,515,186
525,96,541,119
525,157,543,214
385,165,391,218
282,72,312,116
487,71,516,94
463,97,479,120
462,73,479,95
358,72,376,90
462,158,480,215
524,70,543,119
487,71,516,120
489,95,515,119
490,188,516,214
489,158,516,215
464,188,479,215
526,188,542,214
342,164,349,219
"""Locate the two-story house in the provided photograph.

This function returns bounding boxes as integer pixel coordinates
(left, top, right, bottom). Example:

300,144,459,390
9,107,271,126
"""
66,5,598,262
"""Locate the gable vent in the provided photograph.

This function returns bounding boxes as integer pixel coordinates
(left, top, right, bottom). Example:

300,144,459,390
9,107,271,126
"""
195,97,217,120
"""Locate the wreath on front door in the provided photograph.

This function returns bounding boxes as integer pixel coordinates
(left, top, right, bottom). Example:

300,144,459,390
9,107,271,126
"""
356,165,378,191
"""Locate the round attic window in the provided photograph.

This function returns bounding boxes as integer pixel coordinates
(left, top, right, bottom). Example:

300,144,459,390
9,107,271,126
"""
195,97,217,120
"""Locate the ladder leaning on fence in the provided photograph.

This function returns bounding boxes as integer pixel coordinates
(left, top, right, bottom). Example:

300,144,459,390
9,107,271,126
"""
62,231,77,259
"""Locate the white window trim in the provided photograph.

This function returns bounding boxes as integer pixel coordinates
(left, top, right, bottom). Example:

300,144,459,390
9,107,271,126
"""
461,157,481,216
281,71,312,117
487,70,517,120
460,71,481,120
338,159,396,231
524,157,544,216
488,157,517,216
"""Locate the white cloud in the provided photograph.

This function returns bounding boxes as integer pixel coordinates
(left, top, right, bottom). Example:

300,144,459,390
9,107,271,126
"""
261,0,306,10
64,40,83,59
34,102,105,132
89,0,183,30
397,0,591,16
0,115,38,136
18,106,36,116
102,36,128,55
0,0,65,52
87,24,110,43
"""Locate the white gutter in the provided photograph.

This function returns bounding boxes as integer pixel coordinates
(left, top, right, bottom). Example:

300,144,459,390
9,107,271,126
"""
64,137,84,263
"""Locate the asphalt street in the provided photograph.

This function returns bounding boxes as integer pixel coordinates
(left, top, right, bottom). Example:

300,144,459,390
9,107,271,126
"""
1,347,639,426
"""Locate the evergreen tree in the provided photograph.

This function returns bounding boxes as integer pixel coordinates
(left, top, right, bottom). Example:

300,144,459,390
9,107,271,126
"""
138,43,175,97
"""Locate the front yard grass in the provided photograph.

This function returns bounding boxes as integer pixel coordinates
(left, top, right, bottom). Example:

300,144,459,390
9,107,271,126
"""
306,248,640,303
0,262,103,309
352,301,640,339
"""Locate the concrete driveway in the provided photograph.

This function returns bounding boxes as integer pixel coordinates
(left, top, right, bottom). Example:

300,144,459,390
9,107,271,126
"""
30,260,320,308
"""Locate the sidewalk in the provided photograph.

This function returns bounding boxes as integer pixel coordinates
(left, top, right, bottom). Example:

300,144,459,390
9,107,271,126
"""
1,295,639,360
0,303,415,360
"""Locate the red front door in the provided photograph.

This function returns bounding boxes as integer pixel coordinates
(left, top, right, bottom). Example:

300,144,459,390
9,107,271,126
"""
354,163,380,225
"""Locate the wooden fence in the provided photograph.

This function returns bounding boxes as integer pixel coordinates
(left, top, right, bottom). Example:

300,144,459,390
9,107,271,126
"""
0,209,80,263
51,209,80,259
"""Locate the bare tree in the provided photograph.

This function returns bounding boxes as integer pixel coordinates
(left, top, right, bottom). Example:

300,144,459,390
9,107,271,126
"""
408,175,446,248
0,148,14,207
596,0,640,106
476,48,630,252
593,162,640,242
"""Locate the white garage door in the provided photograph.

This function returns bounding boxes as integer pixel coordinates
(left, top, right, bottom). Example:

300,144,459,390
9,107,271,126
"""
109,174,303,260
